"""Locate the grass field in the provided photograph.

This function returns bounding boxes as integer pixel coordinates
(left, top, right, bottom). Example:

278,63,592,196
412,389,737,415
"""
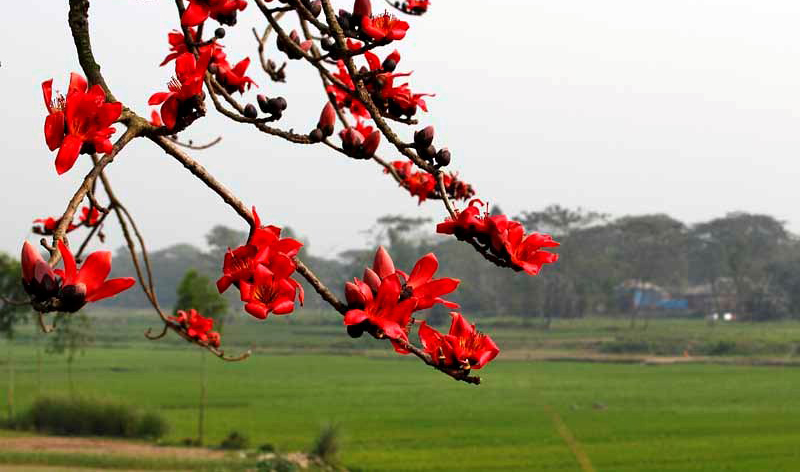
2,314,800,470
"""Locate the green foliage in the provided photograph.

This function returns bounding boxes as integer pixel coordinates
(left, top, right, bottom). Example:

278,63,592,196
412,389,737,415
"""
174,269,228,321
9,396,168,439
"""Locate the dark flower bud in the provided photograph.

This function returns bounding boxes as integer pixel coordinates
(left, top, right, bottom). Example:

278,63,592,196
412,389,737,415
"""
257,94,270,113
338,10,352,30
208,63,219,74
353,0,372,19
382,58,397,72
361,130,381,158
309,128,324,143
341,128,365,155
317,102,336,137
321,37,336,51
308,0,322,17
214,27,226,39
414,126,435,148
268,97,288,113
244,104,258,119
420,144,436,161
435,148,451,167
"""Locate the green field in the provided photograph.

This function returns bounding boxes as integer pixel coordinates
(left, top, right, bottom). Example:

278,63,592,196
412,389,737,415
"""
2,313,800,471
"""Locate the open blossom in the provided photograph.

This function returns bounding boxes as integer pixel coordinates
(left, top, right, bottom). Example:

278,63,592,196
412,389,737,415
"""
213,53,256,94
160,29,197,66
419,312,499,370
216,207,304,319
182,0,248,27
170,309,220,347
33,216,78,236
55,241,135,312
387,161,473,204
361,13,409,41
403,0,429,13
437,199,560,276
42,73,122,175
149,49,212,130
344,273,417,349
79,206,102,227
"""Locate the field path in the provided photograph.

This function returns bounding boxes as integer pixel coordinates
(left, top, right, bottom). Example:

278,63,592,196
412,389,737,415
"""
0,436,228,459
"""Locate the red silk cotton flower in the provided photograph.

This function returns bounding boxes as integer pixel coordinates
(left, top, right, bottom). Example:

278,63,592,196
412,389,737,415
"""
182,0,247,27
437,199,560,276
169,309,221,347
344,273,417,350
42,73,122,175
361,13,409,41
54,241,136,312
216,207,304,319
149,49,212,130
419,312,499,370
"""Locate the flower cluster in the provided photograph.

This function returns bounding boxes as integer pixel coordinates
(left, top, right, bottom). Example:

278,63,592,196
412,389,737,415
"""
149,48,213,130
21,241,134,313
169,309,221,348
344,247,459,348
42,73,122,175
419,312,499,371
326,48,433,121
437,199,560,276
217,208,304,319
181,0,247,27
33,206,103,236
338,0,410,43
388,160,474,204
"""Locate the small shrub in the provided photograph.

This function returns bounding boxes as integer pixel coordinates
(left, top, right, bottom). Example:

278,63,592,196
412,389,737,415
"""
258,443,276,452
310,423,340,465
219,430,249,450
11,396,168,440
257,456,298,472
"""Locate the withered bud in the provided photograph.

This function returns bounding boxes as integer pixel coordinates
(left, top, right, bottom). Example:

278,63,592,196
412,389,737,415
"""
414,126,435,148
435,148,451,167
243,104,258,119
318,102,336,136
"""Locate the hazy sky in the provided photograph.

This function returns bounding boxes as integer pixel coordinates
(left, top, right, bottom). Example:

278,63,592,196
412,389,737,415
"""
3,0,800,259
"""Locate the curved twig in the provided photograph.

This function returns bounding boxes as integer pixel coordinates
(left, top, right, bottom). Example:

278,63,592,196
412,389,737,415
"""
167,136,223,150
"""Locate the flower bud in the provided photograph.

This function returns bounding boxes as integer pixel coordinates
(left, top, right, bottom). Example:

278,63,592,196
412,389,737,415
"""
382,58,397,72
309,128,324,143
353,0,372,19
257,94,270,113
267,97,287,114
361,130,381,159
308,0,322,17
435,148,451,167
214,27,226,39
420,144,436,161
340,128,365,155
59,283,87,313
244,104,258,119
414,126,434,148
317,102,336,137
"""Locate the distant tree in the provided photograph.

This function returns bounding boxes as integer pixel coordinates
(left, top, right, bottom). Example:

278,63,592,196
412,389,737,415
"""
517,204,609,237
46,312,93,396
174,269,228,446
0,253,30,420
205,225,247,262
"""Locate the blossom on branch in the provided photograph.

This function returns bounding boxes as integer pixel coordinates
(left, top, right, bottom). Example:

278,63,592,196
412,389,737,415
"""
216,207,304,319
42,73,122,175
182,0,247,27
33,216,78,236
437,199,560,275
387,160,474,204
344,273,417,351
55,241,136,312
149,49,212,130
361,13,409,42
419,312,499,370
169,309,221,347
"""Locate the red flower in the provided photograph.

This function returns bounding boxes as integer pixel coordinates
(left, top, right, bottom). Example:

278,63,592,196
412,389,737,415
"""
207,331,221,348
436,198,490,237
502,223,560,276
42,73,122,175
419,312,499,370
361,13,409,41
213,53,256,94
344,273,417,346
148,49,212,130
186,309,214,342
21,241,59,299
404,0,429,13
150,110,164,127
404,253,459,310
239,255,298,319
79,206,102,227
160,29,196,66
56,240,135,312
33,216,78,236
182,0,248,27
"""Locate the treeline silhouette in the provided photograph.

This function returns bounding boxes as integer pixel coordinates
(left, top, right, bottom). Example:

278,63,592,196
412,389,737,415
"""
103,206,800,325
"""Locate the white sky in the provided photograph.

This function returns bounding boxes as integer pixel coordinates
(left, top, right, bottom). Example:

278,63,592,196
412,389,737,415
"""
2,0,800,258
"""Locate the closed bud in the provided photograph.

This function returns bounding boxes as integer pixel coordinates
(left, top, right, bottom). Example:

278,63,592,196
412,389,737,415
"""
414,126,435,148
244,104,258,119
361,130,381,158
347,324,365,338
257,94,270,113
208,63,219,74
309,128,324,143
317,102,336,136
308,0,322,17
353,0,372,18
214,27,226,39
341,128,365,155
321,37,335,51
267,97,287,114
435,148,451,166
421,144,436,161
382,58,397,72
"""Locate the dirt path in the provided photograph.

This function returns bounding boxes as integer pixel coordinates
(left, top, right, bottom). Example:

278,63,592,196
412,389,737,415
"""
0,436,229,459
